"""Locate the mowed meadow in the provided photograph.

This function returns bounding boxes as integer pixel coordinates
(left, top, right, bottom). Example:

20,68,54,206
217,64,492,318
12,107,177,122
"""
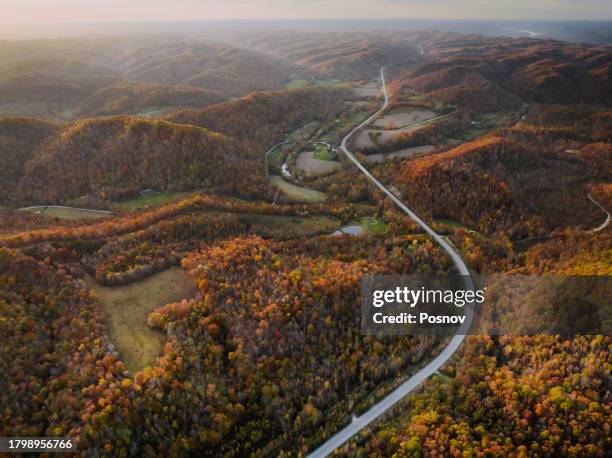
84,268,198,372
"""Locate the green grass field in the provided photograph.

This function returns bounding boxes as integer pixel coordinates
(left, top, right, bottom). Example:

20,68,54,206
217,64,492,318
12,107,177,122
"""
406,94,428,103
448,127,487,145
315,79,341,87
239,213,340,239
448,112,518,146
84,268,197,373
286,79,309,89
286,79,341,90
270,175,326,203
435,218,471,229
358,216,387,235
313,143,336,161
21,206,113,220
111,192,192,212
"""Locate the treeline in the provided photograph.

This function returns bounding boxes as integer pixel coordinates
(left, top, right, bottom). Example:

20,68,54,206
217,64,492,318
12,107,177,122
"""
337,218,610,457
509,105,612,144
0,37,296,120
0,117,59,202
234,31,421,81
519,228,612,276
389,136,547,238
0,207,88,233
0,193,372,249
87,214,247,285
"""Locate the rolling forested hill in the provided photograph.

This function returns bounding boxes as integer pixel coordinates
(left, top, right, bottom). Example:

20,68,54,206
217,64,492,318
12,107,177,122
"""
0,38,298,120
233,30,423,80
392,36,612,107
73,82,226,118
0,86,349,206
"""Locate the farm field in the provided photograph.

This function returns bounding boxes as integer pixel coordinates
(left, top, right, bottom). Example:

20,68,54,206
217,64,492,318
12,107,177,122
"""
269,175,326,202
84,268,198,372
365,144,435,163
296,151,342,177
372,106,437,128
20,206,113,220
239,213,341,238
111,192,193,212
313,143,335,160
447,111,519,145
354,81,380,97
354,125,421,149
286,79,341,89
354,114,448,149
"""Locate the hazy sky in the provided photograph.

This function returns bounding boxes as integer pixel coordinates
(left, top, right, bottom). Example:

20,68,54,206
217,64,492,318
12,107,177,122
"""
1,0,611,24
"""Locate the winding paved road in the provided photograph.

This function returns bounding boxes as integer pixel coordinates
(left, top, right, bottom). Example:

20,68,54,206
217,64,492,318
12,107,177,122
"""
264,140,290,178
308,66,475,457
588,194,611,232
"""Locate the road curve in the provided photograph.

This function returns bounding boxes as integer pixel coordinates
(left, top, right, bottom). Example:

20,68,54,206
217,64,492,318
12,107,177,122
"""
308,66,475,458
588,194,611,232
264,140,290,178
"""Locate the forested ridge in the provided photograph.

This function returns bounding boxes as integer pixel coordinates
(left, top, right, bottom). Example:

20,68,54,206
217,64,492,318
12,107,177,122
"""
393,37,612,107
19,117,250,203
73,82,227,118
0,86,349,206
167,86,349,148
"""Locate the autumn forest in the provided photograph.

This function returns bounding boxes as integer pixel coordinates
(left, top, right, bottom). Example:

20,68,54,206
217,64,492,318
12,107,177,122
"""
0,18,610,458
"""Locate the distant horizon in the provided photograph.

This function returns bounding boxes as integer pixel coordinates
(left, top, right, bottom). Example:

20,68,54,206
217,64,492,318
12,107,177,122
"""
1,17,611,44
2,0,612,26
4,18,612,26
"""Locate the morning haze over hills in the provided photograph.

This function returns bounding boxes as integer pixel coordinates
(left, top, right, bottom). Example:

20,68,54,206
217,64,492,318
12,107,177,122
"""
0,1,610,456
